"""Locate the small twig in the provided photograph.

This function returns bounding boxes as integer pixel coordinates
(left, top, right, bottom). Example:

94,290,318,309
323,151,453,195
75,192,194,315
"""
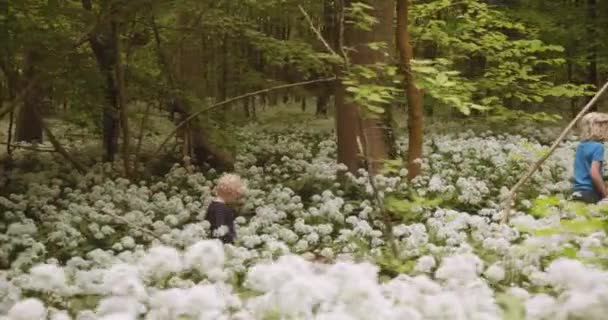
356,131,397,256
501,79,608,224
151,77,337,158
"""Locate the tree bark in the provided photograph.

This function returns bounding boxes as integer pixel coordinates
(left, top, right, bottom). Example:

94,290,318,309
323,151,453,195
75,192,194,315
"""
113,20,131,177
82,0,119,162
337,0,394,174
335,81,363,172
586,0,599,109
15,51,43,143
243,96,251,118
316,91,330,117
397,0,425,180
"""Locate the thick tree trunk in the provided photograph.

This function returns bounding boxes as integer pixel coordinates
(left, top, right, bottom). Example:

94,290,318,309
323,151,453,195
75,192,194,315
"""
337,0,394,174
82,0,119,162
15,51,43,143
397,0,425,180
336,82,363,172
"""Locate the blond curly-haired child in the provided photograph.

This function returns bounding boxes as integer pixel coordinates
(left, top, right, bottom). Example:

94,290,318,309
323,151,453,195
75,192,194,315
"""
573,112,608,203
205,174,246,243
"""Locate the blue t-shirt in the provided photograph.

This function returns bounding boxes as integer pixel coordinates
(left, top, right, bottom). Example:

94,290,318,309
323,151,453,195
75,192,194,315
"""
573,140,605,191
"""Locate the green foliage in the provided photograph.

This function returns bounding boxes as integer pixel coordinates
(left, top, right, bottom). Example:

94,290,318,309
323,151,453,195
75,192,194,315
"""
497,293,526,320
385,194,444,220
410,0,591,118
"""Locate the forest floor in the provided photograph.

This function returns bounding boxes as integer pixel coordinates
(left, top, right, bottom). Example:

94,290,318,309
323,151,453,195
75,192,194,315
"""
1,104,608,319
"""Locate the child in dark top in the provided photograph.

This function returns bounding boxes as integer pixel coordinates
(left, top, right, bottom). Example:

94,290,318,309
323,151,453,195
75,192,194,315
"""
205,174,246,244
572,112,608,204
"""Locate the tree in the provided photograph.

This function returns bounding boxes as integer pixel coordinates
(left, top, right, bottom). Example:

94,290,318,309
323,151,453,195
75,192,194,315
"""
14,51,43,143
82,0,120,162
336,0,396,174
586,0,599,107
397,0,424,180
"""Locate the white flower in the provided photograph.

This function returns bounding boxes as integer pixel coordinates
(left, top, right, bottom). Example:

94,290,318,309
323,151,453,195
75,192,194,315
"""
27,264,67,292
184,240,225,274
414,256,436,273
139,246,183,280
484,263,505,282
8,299,47,320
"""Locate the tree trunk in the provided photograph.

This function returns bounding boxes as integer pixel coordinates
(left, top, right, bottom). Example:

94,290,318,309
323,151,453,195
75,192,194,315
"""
338,0,394,174
82,0,119,162
113,20,131,177
243,96,251,118
250,96,257,119
586,0,599,109
316,92,330,117
336,81,363,172
567,58,578,118
397,0,425,180
15,51,43,143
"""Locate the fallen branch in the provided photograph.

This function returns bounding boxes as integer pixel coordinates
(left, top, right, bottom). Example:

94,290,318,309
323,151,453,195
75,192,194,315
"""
151,77,336,159
501,79,608,224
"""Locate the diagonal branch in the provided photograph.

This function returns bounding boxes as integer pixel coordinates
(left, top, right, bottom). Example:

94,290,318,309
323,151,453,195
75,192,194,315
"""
298,5,340,58
150,77,337,159
40,119,86,174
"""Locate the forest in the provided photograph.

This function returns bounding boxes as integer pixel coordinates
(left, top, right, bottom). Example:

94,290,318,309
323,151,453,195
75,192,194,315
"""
1,0,608,319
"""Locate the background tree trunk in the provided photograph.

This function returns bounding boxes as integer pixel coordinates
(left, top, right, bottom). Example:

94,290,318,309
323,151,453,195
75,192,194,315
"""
397,0,424,180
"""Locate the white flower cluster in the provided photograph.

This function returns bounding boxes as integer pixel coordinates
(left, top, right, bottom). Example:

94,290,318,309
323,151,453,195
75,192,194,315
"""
1,126,607,319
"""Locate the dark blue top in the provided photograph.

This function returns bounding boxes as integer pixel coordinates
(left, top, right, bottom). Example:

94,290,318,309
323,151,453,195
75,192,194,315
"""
205,201,236,243
573,141,605,191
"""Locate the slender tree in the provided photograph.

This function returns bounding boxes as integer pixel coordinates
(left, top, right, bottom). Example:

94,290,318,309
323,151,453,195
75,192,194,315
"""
397,0,424,180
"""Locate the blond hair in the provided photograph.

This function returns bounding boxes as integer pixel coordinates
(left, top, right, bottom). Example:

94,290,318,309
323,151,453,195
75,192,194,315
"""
215,173,246,199
579,112,608,141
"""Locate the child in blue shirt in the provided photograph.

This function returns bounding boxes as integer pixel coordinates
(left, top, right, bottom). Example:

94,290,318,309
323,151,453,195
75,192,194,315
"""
572,112,608,203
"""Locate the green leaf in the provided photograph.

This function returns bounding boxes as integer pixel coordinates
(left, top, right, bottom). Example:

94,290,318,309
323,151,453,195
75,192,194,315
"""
497,293,525,320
